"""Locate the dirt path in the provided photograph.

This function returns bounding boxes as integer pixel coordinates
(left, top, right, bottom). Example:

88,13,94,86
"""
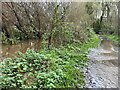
84,47,118,88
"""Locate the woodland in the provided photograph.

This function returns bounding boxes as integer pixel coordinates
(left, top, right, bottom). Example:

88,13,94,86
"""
0,1,119,88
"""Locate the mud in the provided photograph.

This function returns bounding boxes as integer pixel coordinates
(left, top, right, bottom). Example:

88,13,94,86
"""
84,40,118,88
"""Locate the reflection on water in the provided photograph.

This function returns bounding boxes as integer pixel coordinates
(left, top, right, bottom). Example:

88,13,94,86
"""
1,39,41,58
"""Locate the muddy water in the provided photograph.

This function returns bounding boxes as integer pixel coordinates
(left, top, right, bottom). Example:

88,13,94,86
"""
0,39,41,58
84,38,118,88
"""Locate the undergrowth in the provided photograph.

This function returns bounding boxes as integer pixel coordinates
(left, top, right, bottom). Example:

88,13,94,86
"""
0,29,99,89
107,35,118,46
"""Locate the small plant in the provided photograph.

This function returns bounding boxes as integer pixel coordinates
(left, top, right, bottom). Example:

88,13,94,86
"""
107,34,118,46
0,48,86,88
0,29,99,88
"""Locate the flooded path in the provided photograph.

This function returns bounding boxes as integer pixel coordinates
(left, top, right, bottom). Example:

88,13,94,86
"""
84,39,118,88
0,39,41,58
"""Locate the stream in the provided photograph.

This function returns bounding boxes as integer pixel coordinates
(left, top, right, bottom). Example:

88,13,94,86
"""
84,38,118,88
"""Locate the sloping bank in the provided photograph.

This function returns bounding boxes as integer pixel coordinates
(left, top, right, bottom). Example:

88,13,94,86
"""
0,31,99,88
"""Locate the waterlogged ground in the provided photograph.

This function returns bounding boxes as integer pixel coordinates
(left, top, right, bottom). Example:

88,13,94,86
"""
0,39,41,58
0,37,119,88
84,45,118,88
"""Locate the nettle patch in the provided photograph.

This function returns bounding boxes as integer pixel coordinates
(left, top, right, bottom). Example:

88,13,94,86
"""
0,48,87,88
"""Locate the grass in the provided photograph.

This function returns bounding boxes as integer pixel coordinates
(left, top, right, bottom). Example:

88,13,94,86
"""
107,34,118,46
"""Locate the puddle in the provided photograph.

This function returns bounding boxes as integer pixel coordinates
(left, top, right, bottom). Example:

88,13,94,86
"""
0,39,41,58
84,37,118,88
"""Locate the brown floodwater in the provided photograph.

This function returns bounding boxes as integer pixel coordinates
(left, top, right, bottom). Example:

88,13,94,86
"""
0,39,41,58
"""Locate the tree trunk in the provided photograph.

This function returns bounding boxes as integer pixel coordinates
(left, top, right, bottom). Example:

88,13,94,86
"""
99,3,106,33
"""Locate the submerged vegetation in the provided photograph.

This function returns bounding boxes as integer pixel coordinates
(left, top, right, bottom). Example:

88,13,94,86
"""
1,1,118,89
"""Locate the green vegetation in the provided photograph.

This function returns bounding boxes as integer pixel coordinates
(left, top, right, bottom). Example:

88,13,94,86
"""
0,30,99,88
107,35,118,46
2,2,118,45
99,34,118,46
1,1,118,89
